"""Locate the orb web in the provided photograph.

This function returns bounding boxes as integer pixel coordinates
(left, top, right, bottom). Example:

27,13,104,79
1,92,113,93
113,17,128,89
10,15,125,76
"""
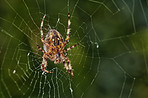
0,0,148,98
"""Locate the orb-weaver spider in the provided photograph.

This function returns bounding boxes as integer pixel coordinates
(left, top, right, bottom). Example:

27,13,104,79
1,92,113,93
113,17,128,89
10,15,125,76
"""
37,13,79,76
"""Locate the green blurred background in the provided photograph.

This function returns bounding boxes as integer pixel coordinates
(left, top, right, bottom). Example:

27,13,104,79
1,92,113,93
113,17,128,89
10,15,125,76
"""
1,0,148,98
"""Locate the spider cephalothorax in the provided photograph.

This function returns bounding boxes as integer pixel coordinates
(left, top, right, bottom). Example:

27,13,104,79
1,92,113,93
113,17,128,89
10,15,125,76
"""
37,13,79,76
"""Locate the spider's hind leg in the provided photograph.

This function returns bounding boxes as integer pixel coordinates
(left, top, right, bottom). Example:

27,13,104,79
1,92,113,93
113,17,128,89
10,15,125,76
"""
65,13,71,41
63,13,71,47
40,14,46,40
40,15,51,48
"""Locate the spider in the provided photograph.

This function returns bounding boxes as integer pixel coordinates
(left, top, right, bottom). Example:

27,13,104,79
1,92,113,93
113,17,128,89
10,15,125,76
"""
37,13,79,77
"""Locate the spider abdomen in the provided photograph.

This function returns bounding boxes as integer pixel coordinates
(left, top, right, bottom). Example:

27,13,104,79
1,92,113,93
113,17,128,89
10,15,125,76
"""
43,29,64,62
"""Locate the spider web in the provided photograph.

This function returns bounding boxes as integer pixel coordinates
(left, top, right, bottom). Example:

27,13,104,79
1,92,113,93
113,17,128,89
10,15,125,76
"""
0,0,148,98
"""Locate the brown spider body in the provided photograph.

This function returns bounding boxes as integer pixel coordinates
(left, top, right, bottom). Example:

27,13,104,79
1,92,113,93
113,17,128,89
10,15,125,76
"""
37,13,79,77
44,29,64,63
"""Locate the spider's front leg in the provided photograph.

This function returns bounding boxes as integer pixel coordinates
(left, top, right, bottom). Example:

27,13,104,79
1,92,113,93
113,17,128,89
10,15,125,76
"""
41,54,53,73
63,56,73,77
37,45,52,73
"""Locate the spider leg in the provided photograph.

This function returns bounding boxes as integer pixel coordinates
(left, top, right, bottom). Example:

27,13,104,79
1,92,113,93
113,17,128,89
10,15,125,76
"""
66,13,71,41
66,57,73,77
64,43,79,52
40,14,51,48
41,54,53,73
63,60,69,72
37,45,46,54
64,56,73,77
37,45,52,58
41,15,46,40
63,13,71,48
37,45,52,73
